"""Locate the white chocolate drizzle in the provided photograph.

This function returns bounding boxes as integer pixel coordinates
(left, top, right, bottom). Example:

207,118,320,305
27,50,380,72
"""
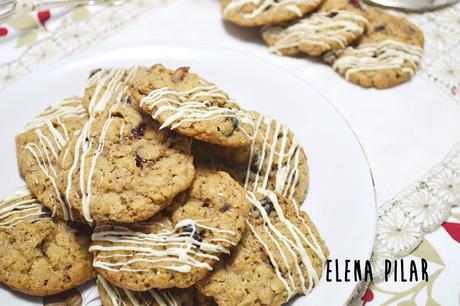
263,10,368,55
64,68,137,223
246,189,326,300
331,39,423,79
20,98,86,220
139,86,255,138
224,0,319,20
90,219,237,274
244,114,302,200
98,275,180,306
0,186,50,229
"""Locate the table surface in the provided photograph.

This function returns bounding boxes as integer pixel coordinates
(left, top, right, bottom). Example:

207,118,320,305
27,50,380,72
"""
0,1,459,305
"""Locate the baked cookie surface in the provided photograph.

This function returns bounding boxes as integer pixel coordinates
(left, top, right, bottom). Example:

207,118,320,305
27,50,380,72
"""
16,98,88,221
97,275,194,306
90,166,250,290
0,187,94,296
262,9,368,56
57,104,195,223
193,111,309,205
197,190,328,306
82,67,137,115
222,0,323,27
130,64,255,148
324,7,424,88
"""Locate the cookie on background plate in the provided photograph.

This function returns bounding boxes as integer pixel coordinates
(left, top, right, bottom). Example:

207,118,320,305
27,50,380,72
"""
129,64,255,148
90,166,250,290
262,9,368,57
197,189,329,306
0,187,94,296
222,0,324,27
323,7,424,89
97,275,194,306
57,104,195,224
193,111,309,205
16,98,88,222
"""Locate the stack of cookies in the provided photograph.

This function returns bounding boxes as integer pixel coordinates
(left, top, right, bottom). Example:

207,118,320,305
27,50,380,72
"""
222,0,425,89
2,64,329,306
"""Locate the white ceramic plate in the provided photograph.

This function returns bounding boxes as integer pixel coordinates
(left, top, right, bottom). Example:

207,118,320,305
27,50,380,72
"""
0,42,376,306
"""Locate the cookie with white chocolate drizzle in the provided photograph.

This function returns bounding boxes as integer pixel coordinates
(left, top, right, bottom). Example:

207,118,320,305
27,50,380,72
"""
16,98,88,221
58,106,195,224
130,64,255,148
90,166,250,290
222,0,324,27
0,187,95,296
193,111,309,205
262,0,369,57
197,190,328,306
323,7,424,89
97,275,194,306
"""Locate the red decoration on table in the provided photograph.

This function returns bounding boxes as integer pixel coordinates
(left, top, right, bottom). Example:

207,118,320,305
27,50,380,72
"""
37,10,51,25
0,27,8,37
442,222,460,243
361,288,374,306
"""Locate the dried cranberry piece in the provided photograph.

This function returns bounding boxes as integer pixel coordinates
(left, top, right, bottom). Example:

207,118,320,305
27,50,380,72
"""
261,197,274,215
171,67,190,83
130,123,146,139
348,0,362,9
225,116,239,136
182,226,202,242
220,204,231,213
374,25,386,32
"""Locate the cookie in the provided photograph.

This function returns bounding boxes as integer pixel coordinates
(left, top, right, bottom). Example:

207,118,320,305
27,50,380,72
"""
193,112,309,205
57,102,195,223
262,9,368,56
129,64,255,148
324,7,424,88
97,275,194,306
197,189,328,306
90,166,250,290
222,0,323,27
16,98,88,221
0,187,94,296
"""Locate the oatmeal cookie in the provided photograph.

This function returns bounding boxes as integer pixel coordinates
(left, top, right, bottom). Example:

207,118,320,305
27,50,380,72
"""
197,190,328,306
222,0,323,27
324,7,424,88
129,64,255,148
90,166,250,290
57,104,195,223
16,98,88,221
0,187,94,296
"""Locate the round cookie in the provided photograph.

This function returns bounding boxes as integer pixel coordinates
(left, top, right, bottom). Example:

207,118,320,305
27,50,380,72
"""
196,189,329,306
0,187,94,296
222,0,323,27
90,166,250,290
57,103,195,224
324,7,424,89
16,98,88,221
97,275,194,306
193,111,310,205
262,9,368,57
129,64,255,148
